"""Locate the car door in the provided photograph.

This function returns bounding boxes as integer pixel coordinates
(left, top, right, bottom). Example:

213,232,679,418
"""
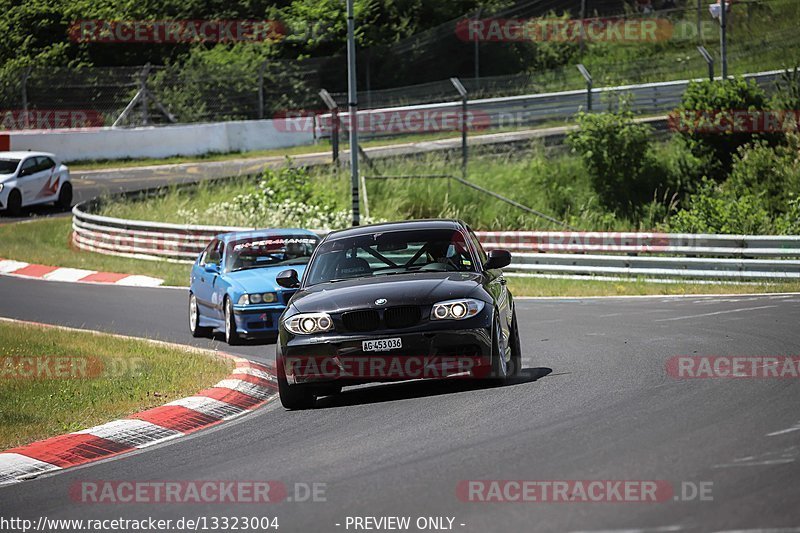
468,226,512,339
32,156,59,202
193,239,224,320
16,157,46,205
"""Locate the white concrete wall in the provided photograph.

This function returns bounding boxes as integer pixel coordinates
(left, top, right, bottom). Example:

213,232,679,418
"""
1,119,315,162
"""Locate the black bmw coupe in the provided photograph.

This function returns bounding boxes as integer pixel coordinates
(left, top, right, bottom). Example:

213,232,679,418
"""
274,219,521,409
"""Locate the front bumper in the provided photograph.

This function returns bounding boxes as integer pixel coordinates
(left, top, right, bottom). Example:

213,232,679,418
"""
279,320,493,385
233,304,284,338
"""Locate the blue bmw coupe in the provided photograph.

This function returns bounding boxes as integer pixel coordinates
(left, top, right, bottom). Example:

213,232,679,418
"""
188,229,320,344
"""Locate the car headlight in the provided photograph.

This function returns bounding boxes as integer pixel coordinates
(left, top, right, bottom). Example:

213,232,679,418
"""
431,298,485,320
284,313,334,335
0,183,4,192
237,293,278,305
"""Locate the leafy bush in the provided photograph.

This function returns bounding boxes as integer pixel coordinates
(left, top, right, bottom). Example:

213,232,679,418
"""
727,137,800,216
176,165,374,230
567,107,661,218
675,78,781,181
668,178,773,234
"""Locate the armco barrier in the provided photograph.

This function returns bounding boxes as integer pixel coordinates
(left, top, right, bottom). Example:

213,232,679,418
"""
73,202,800,281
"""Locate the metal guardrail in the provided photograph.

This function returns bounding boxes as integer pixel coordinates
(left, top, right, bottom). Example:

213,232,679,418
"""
316,69,786,139
72,203,800,280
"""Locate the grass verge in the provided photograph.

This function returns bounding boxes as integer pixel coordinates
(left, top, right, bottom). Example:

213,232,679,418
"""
0,321,232,450
0,218,191,287
507,276,800,297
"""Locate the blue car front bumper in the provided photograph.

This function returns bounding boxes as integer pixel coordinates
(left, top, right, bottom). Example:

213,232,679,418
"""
233,304,285,338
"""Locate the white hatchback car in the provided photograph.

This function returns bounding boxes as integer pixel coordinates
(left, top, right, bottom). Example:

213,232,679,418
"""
0,151,72,215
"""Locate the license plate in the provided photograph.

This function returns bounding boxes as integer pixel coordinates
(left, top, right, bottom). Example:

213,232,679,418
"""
362,338,402,352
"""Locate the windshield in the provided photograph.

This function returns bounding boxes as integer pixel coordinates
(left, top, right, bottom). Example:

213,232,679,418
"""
0,159,20,174
225,235,318,272
304,228,476,286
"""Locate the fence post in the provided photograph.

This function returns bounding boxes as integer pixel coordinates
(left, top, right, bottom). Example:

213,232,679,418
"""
579,0,587,56
319,89,339,165
257,59,268,120
698,46,715,81
140,64,151,126
21,66,31,129
697,0,703,43
450,78,468,180
577,64,593,112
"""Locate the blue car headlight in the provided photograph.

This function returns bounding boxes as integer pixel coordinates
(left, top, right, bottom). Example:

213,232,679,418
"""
431,298,485,320
237,293,278,305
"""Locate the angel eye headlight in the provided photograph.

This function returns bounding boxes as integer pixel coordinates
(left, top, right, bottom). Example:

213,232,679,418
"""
284,313,334,335
431,299,485,320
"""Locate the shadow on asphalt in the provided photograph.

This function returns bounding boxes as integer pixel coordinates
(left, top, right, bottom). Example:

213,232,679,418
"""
210,332,278,347
0,204,71,223
313,367,553,409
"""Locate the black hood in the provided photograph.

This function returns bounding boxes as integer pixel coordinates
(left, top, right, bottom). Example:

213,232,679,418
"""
291,271,487,313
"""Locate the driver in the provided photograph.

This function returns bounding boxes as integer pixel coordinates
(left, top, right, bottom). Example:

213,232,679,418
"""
285,242,305,260
426,240,455,266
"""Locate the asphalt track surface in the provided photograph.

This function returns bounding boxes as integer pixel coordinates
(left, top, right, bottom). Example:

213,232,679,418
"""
1,274,800,532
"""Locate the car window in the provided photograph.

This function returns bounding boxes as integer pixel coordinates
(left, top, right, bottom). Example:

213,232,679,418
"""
467,227,488,265
203,240,222,266
19,158,37,176
35,156,55,172
0,159,20,174
305,228,476,286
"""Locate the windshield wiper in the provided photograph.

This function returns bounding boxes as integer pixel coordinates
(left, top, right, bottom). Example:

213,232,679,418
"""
231,264,276,272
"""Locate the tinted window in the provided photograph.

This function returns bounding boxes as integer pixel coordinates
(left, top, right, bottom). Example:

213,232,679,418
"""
224,235,318,272
467,227,488,265
19,158,37,176
0,159,20,174
305,228,476,286
35,156,55,172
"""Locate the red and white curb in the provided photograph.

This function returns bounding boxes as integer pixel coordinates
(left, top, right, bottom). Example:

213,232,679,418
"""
0,259,163,287
0,356,277,486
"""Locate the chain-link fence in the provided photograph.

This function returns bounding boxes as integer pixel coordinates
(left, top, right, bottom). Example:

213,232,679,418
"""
0,0,793,129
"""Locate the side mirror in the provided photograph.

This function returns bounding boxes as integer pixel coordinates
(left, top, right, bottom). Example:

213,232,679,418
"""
276,269,300,289
484,249,511,270
204,263,220,274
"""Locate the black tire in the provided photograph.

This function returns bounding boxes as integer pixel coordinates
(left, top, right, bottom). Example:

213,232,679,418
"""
276,351,316,409
188,293,211,338
56,182,72,209
509,310,522,376
488,312,510,383
224,297,243,345
5,189,21,216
